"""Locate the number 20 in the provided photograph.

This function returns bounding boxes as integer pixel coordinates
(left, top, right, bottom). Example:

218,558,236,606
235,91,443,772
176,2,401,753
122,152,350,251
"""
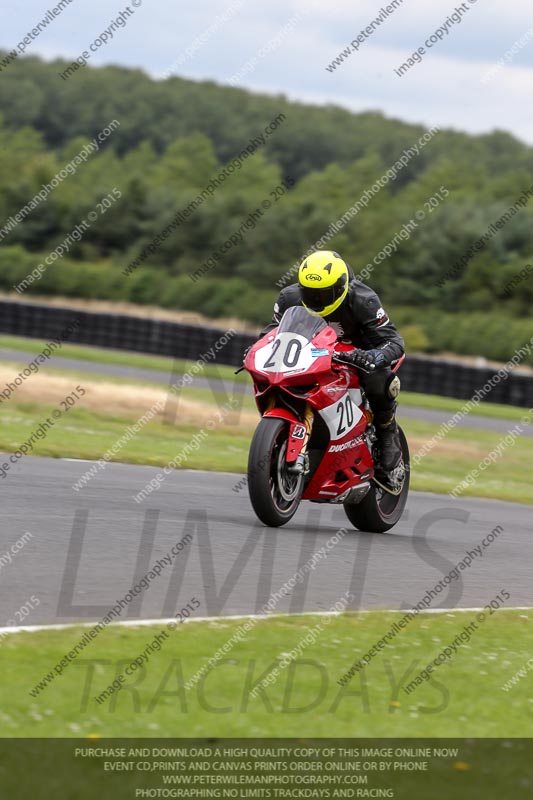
264,338,302,369
336,394,354,436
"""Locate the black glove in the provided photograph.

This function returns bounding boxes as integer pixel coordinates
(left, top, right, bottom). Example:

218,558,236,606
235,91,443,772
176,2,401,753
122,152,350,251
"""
364,348,388,368
333,349,375,371
333,348,387,371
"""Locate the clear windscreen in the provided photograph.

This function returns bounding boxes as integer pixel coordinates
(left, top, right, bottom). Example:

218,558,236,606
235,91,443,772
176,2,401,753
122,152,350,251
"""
254,306,329,374
276,306,327,340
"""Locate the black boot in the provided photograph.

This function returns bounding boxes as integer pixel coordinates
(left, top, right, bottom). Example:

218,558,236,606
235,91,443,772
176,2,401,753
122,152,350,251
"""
375,412,402,472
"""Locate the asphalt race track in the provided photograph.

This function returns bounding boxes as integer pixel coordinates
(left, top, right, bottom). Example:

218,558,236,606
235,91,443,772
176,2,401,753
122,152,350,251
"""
2,458,531,627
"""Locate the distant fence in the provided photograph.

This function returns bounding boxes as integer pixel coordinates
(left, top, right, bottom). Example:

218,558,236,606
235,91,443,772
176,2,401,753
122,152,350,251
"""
1,299,532,408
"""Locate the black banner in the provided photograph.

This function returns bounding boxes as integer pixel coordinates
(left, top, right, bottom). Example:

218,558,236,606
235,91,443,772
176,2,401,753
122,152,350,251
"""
0,738,530,799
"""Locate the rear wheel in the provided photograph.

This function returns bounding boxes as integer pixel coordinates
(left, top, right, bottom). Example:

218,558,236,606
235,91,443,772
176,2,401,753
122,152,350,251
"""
248,417,303,527
343,426,410,533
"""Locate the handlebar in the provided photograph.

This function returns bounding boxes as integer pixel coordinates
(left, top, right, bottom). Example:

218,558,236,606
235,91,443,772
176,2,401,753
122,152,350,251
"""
332,352,376,373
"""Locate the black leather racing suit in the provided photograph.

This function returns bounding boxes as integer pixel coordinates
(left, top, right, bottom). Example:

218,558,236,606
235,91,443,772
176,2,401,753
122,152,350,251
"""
260,275,405,422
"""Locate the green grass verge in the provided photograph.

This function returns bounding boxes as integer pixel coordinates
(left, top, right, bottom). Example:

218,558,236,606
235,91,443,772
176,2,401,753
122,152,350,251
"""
1,398,531,503
0,334,530,419
0,334,249,383
3,609,531,737
400,391,530,422
0,401,250,473
408,421,532,504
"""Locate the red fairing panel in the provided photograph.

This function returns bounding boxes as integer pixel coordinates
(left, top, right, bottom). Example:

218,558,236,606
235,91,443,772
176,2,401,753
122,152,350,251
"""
245,307,381,502
302,391,374,501
262,409,308,465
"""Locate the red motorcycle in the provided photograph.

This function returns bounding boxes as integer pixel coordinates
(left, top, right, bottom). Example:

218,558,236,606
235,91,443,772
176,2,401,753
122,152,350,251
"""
244,306,409,532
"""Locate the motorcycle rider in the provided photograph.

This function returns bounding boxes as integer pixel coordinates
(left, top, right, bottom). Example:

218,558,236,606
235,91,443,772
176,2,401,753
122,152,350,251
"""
259,250,405,473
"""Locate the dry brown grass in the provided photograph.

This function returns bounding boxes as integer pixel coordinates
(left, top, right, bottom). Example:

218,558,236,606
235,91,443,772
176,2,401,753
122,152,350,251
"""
407,432,484,458
0,365,257,428
2,359,491,447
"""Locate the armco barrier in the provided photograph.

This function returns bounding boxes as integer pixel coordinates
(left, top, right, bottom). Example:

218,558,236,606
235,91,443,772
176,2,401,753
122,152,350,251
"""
0,299,532,407
0,299,252,366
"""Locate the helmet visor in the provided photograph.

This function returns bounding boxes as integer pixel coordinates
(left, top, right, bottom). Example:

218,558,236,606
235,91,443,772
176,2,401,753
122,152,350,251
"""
300,276,347,313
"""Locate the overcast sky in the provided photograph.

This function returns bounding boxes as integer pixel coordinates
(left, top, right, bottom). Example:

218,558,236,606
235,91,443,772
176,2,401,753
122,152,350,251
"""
4,0,533,143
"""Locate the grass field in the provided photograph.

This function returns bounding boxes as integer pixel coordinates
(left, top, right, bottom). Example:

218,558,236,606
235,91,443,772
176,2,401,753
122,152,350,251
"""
0,368,531,502
0,333,530,421
1,339,531,790
2,608,531,737
0,333,532,502
0,334,251,383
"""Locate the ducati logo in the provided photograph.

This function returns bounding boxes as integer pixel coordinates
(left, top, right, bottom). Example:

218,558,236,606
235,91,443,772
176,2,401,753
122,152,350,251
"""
329,435,364,453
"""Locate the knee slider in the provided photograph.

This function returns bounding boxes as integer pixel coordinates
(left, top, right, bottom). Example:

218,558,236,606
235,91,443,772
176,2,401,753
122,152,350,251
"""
387,375,401,400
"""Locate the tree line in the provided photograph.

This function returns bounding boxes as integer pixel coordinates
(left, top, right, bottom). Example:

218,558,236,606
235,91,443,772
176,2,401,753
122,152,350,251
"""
0,54,532,363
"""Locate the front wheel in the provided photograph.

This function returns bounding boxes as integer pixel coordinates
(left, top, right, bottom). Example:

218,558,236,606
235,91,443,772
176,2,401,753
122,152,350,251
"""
248,417,303,527
343,426,410,533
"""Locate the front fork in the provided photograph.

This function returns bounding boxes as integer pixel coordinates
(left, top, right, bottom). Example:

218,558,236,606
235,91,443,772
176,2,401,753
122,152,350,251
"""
287,403,314,475
261,401,314,475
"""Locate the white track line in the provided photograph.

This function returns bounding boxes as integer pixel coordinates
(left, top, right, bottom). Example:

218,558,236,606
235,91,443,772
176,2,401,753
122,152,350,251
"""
0,607,531,638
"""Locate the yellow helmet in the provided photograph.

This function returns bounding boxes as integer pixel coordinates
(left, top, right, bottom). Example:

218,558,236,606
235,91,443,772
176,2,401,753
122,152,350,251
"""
298,251,349,317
